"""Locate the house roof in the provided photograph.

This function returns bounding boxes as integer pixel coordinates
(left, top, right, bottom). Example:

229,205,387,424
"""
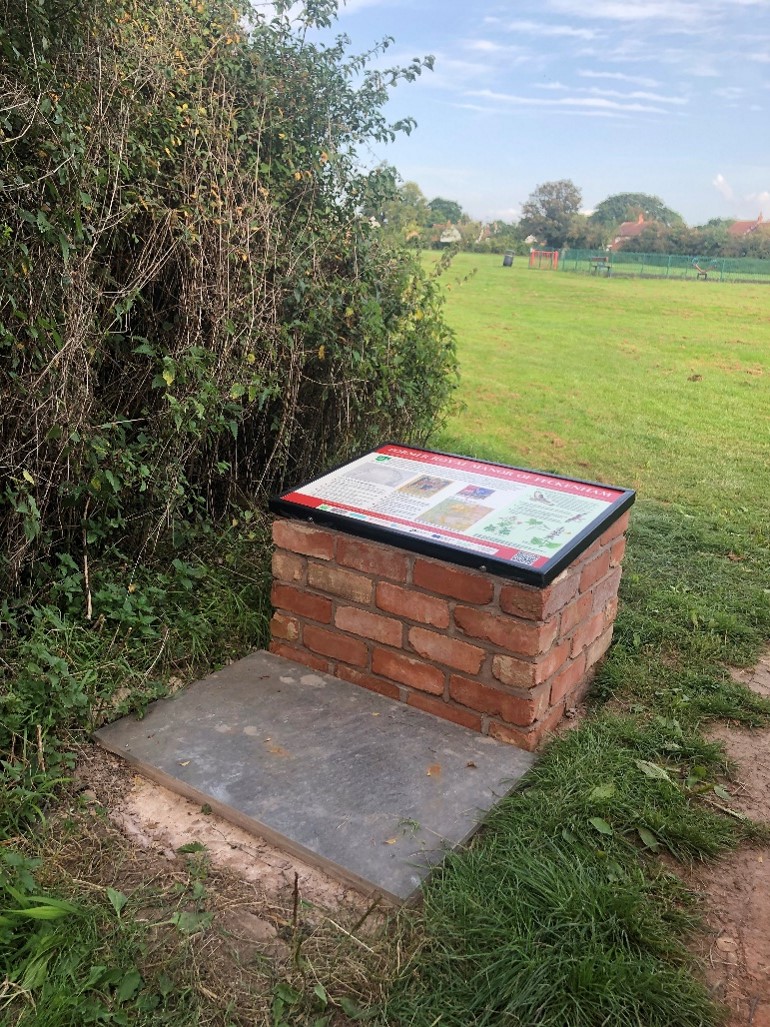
728,212,766,237
610,214,647,250
616,214,646,239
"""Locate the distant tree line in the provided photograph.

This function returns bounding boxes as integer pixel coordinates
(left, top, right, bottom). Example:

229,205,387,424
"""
375,176,770,259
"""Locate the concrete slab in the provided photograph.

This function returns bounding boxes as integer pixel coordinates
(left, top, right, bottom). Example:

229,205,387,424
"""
94,651,535,902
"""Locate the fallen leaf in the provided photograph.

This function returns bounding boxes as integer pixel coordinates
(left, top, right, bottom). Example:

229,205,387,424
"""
427,764,441,777
178,760,190,767
384,838,398,845
716,937,737,952
466,761,477,769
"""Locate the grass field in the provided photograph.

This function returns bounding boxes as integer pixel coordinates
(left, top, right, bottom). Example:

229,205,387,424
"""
5,254,770,1027
435,255,770,521
385,253,770,1026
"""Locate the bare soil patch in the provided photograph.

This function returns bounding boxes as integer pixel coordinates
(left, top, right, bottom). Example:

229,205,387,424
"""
688,653,770,1026
33,743,399,1024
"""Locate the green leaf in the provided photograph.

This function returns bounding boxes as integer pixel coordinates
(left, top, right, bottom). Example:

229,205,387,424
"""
634,759,673,782
314,983,329,1006
637,827,661,851
106,887,128,916
275,982,301,1005
116,969,142,1002
713,784,732,801
157,973,174,997
588,817,613,836
589,783,616,801
171,910,213,935
338,996,367,1019
176,841,206,853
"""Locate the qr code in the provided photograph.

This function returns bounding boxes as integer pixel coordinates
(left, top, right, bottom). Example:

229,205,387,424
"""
514,550,539,566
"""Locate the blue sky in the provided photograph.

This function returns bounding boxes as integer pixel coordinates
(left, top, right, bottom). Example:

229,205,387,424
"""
314,0,770,225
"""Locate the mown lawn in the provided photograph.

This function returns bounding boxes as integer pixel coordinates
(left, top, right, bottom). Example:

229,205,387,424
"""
435,255,770,522
4,254,770,1027
385,253,770,1026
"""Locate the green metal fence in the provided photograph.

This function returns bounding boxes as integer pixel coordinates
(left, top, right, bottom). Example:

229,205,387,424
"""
560,249,770,284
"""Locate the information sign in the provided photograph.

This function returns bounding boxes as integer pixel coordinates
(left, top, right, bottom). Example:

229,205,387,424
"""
270,445,635,587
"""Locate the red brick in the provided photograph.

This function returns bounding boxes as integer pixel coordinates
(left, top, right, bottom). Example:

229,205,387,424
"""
500,570,579,621
271,582,332,623
497,582,546,621
570,611,605,657
586,625,614,668
272,520,334,560
591,566,623,615
336,537,409,582
307,563,373,604
449,676,549,727
334,606,402,647
372,649,444,695
335,664,402,701
454,606,558,656
533,640,571,685
599,510,630,546
491,653,536,688
579,551,612,593
270,611,300,642
269,641,331,674
549,652,587,706
609,536,627,567
604,596,619,625
407,691,482,731
487,721,539,752
303,625,368,667
376,582,450,628
581,537,603,563
542,570,581,617
559,592,592,635
489,700,569,750
272,550,306,584
408,626,485,675
537,700,570,739
413,559,494,604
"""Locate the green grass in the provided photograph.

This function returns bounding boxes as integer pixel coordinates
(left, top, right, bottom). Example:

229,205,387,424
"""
435,256,770,523
5,254,770,1026
385,254,770,1027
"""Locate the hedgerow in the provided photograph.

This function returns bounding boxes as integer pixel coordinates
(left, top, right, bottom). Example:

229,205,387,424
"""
0,0,457,830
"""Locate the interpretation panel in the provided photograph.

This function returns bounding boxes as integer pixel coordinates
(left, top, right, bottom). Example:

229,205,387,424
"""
270,445,635,587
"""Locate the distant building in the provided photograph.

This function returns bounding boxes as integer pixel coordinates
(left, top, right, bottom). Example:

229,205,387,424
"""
610,214,647,251
727,212,767,237
438,225,462,246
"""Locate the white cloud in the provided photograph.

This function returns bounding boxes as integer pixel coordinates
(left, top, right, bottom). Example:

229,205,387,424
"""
578,70,660,87
546,0,714,26
468,88,667,114
712,173,734,201
498,19,599,40
462,39,530,57
585,86,688,105
713,86,745,100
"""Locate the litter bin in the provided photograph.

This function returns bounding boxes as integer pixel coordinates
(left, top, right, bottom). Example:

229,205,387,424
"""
502,252,514,267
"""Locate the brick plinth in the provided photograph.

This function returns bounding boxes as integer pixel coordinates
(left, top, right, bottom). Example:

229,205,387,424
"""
269,515,630,751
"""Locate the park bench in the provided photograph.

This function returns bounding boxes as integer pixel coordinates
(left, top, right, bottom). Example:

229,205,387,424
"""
590,256,611,276
693,261,709,280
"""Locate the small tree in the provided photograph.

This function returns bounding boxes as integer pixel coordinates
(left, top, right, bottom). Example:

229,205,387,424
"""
590,193,684,229
428,197,464,225
520,180,582,249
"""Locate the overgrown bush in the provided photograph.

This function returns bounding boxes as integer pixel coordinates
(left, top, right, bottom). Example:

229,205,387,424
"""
0,0,457,838
0,0,457,591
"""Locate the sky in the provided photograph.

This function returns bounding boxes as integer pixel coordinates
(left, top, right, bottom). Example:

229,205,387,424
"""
307,0,770,225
